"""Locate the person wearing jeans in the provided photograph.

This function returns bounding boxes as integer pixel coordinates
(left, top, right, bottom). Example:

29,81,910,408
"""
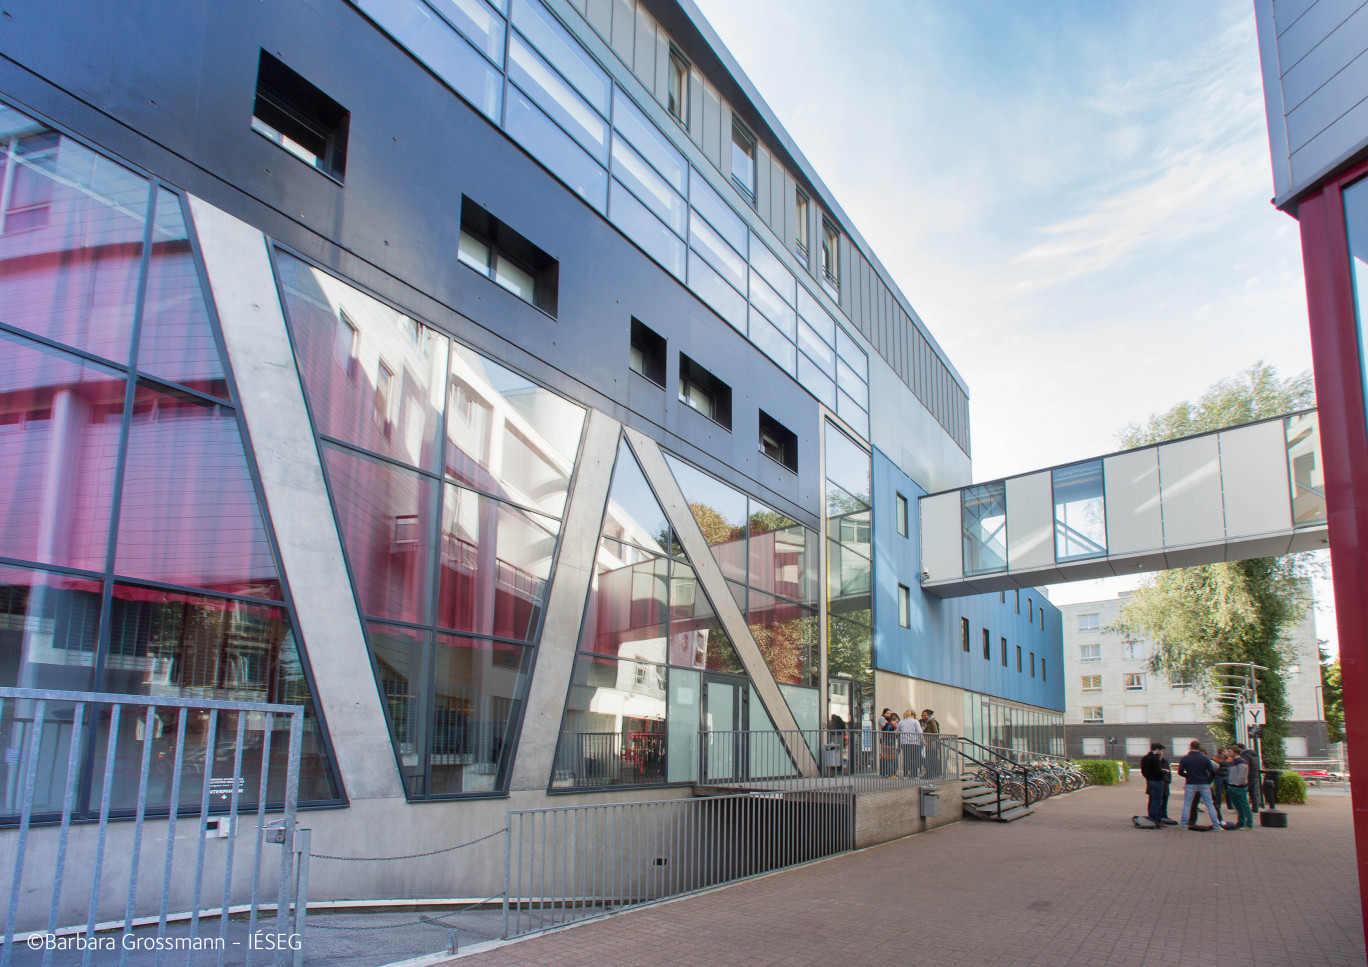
1139,741,1172,824
1225,755,1255,829
1177,741,1224,831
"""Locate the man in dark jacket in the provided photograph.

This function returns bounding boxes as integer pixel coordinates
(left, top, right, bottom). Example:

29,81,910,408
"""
1177,741,1225,831
1235,743,1262,811
1139,742,1174,824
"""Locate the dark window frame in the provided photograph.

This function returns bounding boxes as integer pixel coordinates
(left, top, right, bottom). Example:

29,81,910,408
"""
678,353,732,430
629,318,667,387
758,410,798,472
251,51,350,182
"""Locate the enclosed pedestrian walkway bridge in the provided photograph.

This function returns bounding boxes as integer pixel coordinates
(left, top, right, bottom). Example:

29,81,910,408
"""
919,411,1327,597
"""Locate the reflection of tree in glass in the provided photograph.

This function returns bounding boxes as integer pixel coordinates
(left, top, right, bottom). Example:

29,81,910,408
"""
688,502,742,545
748,610,817,686
827,613,872,691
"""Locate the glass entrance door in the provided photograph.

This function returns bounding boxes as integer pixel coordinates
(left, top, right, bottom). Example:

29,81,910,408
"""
703,675,748,781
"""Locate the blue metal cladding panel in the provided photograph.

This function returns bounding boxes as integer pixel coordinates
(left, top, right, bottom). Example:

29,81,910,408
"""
871,447,1064,712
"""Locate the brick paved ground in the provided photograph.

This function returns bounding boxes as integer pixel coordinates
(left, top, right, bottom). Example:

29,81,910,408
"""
438,783,1364,967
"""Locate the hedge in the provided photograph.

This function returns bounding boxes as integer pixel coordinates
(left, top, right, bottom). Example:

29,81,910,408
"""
1072,759,1125,786
1277,770,1308,805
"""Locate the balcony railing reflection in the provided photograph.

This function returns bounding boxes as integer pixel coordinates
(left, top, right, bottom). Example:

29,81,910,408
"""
552,730,666,788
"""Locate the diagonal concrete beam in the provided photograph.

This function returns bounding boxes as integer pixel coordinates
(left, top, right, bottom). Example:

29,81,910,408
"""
623,429,818,778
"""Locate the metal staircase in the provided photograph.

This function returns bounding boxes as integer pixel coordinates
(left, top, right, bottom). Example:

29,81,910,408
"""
960,775,1034,822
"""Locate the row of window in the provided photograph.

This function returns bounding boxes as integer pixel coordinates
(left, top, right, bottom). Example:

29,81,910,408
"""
1078,641,1150,662
998,588,1046,630
1080,673,1150,691
1080,703,1202,724
1082,735,1312,758
957,617,1044,680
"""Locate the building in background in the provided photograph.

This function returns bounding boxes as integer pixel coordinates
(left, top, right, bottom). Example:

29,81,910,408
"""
1060,596,1326,764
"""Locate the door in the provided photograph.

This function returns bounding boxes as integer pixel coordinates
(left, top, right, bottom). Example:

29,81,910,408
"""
703,674,748,781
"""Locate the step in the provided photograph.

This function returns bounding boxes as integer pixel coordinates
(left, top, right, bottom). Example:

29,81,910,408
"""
996,805,1035,822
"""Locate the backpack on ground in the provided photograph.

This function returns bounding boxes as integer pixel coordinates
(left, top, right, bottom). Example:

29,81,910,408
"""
1132,815,1159,829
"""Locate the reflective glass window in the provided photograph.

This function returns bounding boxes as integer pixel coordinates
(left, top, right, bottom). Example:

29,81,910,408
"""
668,562,742,674
436,483,558,642
609,180,686,280
797,287,836,346
730,119,756,200
116,383,281,600
95,584,338,807
749,270,797,340
511,0,610,116
667,50,689,126
601,442,671,555
366,621,427,795
428,0,506,63
356,0,502,122
554,654,667,787
1285,411,1326,526
507,34,609,163
1053,460,1107,561
748,590,817,687
825,427,870,509
795,353,836,410
137,190,229,399
748,237,796,308
610,136,686,237
837,393,869,440
836,357,865,399
689,169,747,255
446,343,584,518
0,107,147,363
686,250,747,333
0,332,124,572
826,539,871,604
0,564,101,693
613,92,687,195
688,210,746,292
277,249,450,473
748,308,796,374
826,614,870,684
836,327,868,382
962,481,1007,576
324,443,437,625
797,318,835,376
503,86,608,211
428,632,529,795
665,455,748,582
748,504,818,606
579,537,667,664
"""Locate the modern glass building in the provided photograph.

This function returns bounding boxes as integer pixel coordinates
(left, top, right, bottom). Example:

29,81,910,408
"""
0,0,1062,900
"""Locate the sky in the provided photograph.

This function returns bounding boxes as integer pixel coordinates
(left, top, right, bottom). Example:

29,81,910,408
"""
689,0,1337,648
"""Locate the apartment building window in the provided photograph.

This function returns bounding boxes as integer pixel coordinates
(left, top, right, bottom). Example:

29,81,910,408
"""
1171,703,1196,723
895,493,908,537
1082,706,1103,724
820,218,840,290
1081,738,1105,756
1,131,59,233
1287,663,1302,685
679,353,731,429
961,617,969,652
629,318,666,387
1079,643,1100,663
1125,737,1151,757
1030,652,1036,677
759,411,798,472
1040,610,1044,631
731,118,756,200
375,362,394,429
1041,658,1046,682
458,199,559,315
1000,637,1007,666
982,628,991,660
1121,639,1148,661
898,585,911,628
1016,645,1023,673
1081,674,1101,692
795,188,809,258
1015,590,1020,614
1123,673,1146,691
1078,612,1099,632
251,51,349,181
1028,598,1034,622
1125,705,1147,724
667,48,689,124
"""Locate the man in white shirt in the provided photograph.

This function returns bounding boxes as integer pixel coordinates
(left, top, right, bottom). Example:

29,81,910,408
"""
896,708,924,778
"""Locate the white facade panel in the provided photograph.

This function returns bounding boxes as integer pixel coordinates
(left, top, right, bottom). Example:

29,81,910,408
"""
1281,5,1368,110
1006,471,1054,572
1277,0,1363,69
1158,436,1225,549
1272,0,1318,30
920,491,963,583
1103,448,1163,556
1220,421,1293,539
1285,49,1368,148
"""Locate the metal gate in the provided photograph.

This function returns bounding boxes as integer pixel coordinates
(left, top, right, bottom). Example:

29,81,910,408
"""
1,687,308,966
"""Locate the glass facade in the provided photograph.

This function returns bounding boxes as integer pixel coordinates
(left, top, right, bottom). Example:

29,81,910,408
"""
1285,412,1327,526
1052,460,1106,561
825,423,872,728
277,249,585,799
962,481,1007,576
1343,176,1368,432
0,104,338,815
962,691,1065,757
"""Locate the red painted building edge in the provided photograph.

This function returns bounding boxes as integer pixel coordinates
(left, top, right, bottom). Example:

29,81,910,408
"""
1293,156,1368,942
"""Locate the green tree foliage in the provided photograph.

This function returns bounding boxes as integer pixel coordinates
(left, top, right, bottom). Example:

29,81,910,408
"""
1320,642,1345,744
1114,363,1316,769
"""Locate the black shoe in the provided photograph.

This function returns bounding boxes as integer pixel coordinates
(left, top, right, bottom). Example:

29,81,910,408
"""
1158,819,1178,826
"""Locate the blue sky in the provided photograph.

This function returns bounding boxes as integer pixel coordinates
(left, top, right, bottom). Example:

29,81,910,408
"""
692,0,1334,635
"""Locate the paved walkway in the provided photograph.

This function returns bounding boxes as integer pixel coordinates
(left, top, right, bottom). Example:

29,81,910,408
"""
438,783,1364,967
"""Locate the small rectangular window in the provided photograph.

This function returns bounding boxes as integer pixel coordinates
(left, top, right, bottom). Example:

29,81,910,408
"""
1078,612,1099,631
982,628,990,661
758,410,798,472
1081,674,1100,692
999,590,1005,603
795,188,809,258
1017,645,1023,673
731,118,756,200
375,362,394,428
961,617,969,652
1015,590,1020,614
820,218,839,290
252,51,349,181
1124,672,1146,691
667,48,689,124
898,585,910,628
679,353,732,429
1041,658,1047,682
895,493,908,537
1079,644,1100,663
1028,598,1034,622
1030,652,1035,677
459,198,559,316
1082,706,1103,724
1082,737,1105,756
1040,609,1044,631
1000,637,1007,666
629,318,666,386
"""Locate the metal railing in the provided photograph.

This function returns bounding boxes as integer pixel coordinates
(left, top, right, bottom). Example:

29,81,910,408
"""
552,731,667,788
699,729,960,792
1,687,308,967
502,789,854,938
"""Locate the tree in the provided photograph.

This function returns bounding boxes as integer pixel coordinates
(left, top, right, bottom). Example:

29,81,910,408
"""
1320,642,1345,744
1113,363,1316,769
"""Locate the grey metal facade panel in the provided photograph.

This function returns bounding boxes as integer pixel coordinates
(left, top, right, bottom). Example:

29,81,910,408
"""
755,145,772,224
1256,0,1295,203
633,3,655,87
1285,49,1368,148
611,0,636,61
653,29,669,105
702,84,723,170
687,72,705,147
1281,3,1368,110
1274,0,1320,33
773,167,789,247
585,0,613,43
1291,90,1368,179
1277,0,1364,69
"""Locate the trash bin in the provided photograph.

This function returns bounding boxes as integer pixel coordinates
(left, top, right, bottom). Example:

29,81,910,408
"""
920,785,941,819
1262,769,1283,809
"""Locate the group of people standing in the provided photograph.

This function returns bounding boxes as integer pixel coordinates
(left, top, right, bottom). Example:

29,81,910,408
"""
879,708,939,777
1139,740,1261,830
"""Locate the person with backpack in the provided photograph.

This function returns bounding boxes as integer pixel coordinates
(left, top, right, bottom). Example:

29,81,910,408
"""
1139,742,1174,825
